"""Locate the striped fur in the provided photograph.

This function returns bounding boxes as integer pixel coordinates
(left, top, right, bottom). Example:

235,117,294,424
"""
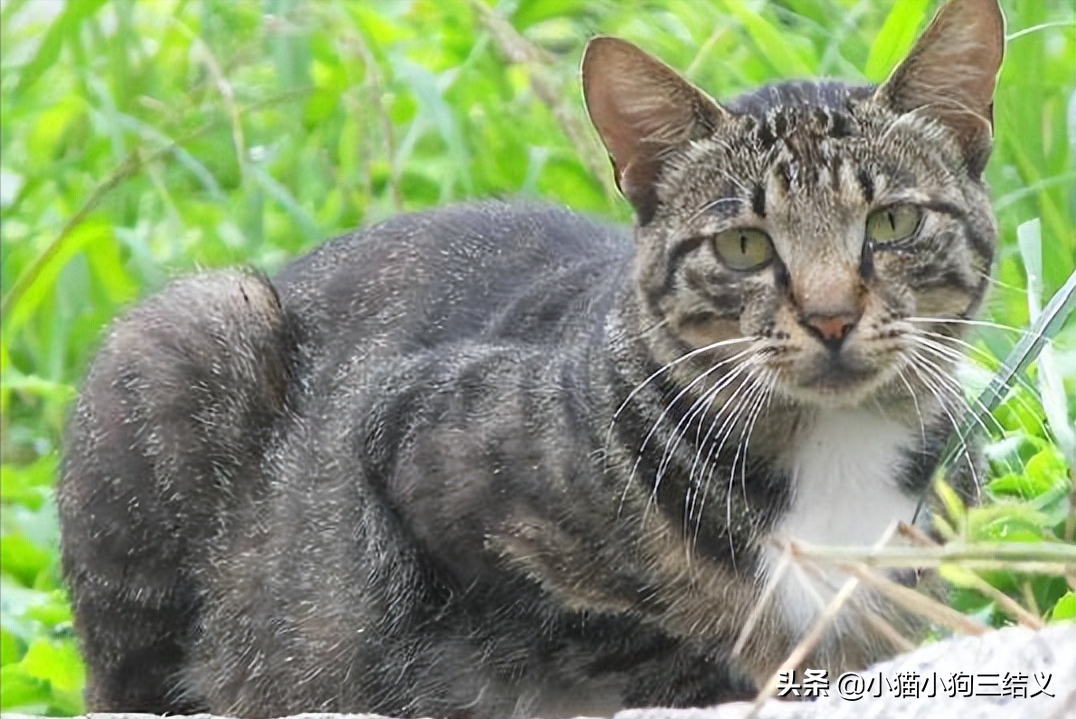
58,0,1003,715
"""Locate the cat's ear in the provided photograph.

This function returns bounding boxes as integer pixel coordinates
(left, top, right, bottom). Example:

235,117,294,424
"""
875,0,1004,177
582,37,727,223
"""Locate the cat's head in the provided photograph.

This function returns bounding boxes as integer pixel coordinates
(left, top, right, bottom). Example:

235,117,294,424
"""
584,0,1003,408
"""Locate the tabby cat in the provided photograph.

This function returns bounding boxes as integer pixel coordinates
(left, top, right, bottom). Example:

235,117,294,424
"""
58,0,1003,715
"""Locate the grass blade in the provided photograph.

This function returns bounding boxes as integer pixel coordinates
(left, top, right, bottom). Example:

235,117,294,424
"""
13,0,107,97
1018,219,1076,464
939,265,1076,470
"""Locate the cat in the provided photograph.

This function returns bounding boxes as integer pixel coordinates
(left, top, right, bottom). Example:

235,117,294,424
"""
57,0,1003,715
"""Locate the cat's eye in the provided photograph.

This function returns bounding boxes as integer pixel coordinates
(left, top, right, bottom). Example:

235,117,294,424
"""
711,228,774,271
866,204,923,244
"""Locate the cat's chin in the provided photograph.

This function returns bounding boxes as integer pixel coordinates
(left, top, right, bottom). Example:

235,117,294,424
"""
778,363,892,408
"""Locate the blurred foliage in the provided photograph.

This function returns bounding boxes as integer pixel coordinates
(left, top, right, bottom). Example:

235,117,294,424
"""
1,0,1073,712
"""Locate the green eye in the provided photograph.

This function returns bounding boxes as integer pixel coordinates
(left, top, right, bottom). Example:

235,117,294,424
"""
866,204,923,244
712,228,774,271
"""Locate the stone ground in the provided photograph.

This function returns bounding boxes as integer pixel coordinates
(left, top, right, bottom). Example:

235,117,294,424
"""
3,623,1073,719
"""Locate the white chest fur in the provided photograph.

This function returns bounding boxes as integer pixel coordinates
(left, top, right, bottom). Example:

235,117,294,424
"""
760,409,921,636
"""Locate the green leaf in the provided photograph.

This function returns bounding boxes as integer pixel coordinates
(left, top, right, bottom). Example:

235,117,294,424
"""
0,582,69,654
934,478,966,530
966,500,1056,541
12,0,108,96
1018,218,1076,464
0,457,57,512
513,0,580,30
864,0,931,82
978,516,1046,543
3,217,114,335
0,664,50,710
24,591,73,628
0,627,24,666
718,0,814,78
0,534,50,588
1051,591,1076,621
944,584,993,614
1024,445,1068,487
987,472,1047,500
19,638,85,693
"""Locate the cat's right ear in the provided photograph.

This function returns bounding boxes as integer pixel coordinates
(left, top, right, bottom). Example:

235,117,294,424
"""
874,0,1004,177
582,37,727,224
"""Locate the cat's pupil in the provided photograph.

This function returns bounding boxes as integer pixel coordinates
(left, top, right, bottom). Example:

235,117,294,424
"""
739,234,748,254
887,211,897,231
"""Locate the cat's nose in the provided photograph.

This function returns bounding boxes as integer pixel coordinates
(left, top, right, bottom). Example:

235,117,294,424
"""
801,312,858,351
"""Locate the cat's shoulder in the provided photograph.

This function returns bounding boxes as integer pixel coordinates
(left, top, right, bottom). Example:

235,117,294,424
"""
269,200,633,348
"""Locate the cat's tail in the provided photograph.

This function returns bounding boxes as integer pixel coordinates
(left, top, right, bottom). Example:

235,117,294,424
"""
57,270,295,711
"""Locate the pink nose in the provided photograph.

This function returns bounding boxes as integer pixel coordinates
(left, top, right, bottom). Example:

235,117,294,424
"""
802,312,858,349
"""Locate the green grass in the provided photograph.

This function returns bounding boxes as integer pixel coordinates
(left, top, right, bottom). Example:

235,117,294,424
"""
1,0,1073,712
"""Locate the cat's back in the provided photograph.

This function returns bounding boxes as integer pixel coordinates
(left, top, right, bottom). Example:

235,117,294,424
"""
273,201,634,364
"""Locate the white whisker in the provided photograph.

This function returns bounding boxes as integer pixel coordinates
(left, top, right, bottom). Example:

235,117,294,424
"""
685,369,767,524
906,337,1004,436
908,333,1047,440
646,358,762,524
614,343,758,518
894,364,928,450
903,351,982,498
906,315,1047,341
609,335,755,430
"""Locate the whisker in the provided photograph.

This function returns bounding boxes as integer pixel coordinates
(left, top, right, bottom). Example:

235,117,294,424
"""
657,359,759,481
609,336,755,428
894,364,928,451
734,370,777,504
649,359,762,523
689,368,775,564
716,372,778,558
977,273,1029,294
683,359,766,493
905,315,1048,341
650,376,740,520
908,334,1049,439
909,327,1043,399
616,346,759,518
685,369,767,524
718,370,778,525
910,342,1006,440
911,357,1046,480
632,348,756,478
903,353,981,499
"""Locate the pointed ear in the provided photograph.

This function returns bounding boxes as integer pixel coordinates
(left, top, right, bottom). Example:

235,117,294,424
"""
875,0,1004,177
582,36,727,223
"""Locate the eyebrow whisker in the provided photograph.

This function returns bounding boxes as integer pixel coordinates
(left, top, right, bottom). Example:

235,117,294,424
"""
690,196,746,222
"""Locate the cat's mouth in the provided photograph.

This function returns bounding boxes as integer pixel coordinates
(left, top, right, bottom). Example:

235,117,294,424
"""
802,358,876,387
782,354,890,405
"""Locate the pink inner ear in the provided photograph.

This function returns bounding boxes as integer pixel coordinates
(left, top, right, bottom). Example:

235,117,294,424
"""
582,39,684,174
878,0,1004,146
580,48,643,174
581,36,727,218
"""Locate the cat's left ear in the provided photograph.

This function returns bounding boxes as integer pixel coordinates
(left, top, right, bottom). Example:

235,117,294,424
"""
582,37,728,224
875,0,1004,177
